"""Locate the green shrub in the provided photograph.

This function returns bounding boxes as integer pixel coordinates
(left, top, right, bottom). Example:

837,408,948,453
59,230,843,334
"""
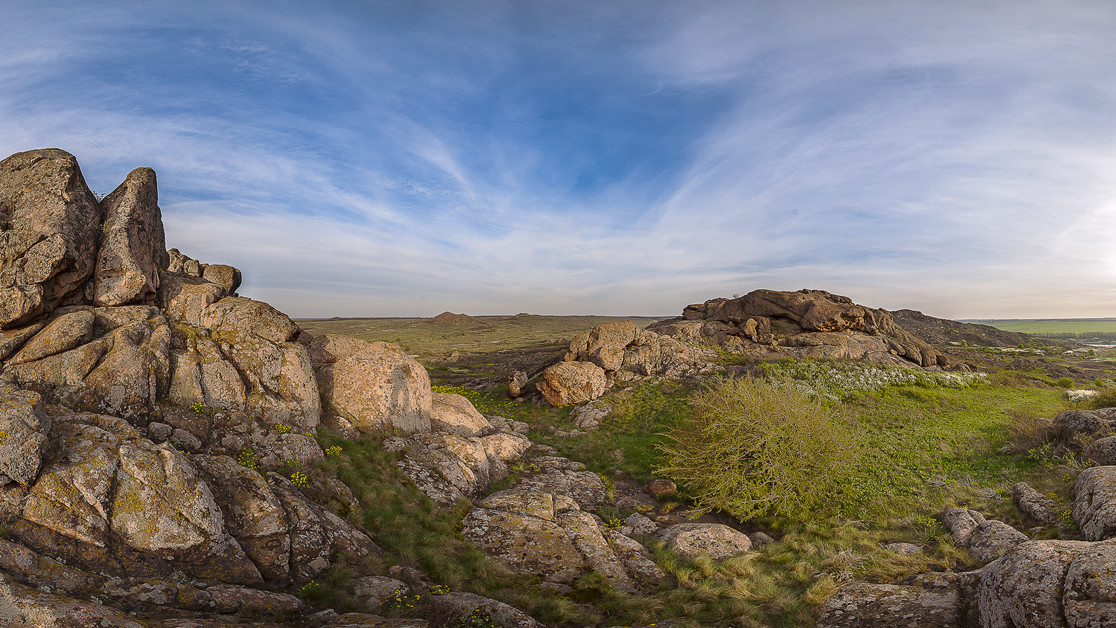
656,377,860,520
1055,377,1074,388
1091,387,1116,409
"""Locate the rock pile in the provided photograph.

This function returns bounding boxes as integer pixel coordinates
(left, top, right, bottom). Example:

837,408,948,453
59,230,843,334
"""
0,149,547,626
651,289,945,368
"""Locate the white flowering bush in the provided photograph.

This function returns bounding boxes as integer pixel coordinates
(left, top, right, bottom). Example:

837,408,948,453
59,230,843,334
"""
763,359,987,401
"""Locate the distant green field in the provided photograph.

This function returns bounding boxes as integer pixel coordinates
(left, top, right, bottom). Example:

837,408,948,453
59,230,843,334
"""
967,318,1116,337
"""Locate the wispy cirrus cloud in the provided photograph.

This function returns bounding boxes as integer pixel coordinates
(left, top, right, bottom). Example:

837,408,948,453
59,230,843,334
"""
2,1,1115,318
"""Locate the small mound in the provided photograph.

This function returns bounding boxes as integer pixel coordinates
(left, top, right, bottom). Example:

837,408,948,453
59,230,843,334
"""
433,311,472,324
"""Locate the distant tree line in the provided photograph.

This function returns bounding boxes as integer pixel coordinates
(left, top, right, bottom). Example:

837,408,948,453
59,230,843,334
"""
1030,331,1116,340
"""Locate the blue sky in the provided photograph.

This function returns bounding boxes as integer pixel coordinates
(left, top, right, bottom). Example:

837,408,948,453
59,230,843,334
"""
3,1,1116,318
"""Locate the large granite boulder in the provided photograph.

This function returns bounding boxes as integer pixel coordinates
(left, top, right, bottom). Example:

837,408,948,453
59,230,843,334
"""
93,167,169,307
537,361,608,406
1074,466,1116,541
309,334,430,434
0,149,102,329
655,523,753,560
429,392,491,437
163,290,320,431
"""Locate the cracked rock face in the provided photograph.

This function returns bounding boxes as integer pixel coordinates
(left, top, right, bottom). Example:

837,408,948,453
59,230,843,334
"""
462,487,661,591
93,167,169,307
0,149,102,329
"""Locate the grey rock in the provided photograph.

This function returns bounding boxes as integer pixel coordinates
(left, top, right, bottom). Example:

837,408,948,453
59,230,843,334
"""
92,167,168,307
656,522,752,560
818,580,961,628
1013,482,1056,523
1074,466,1116,541
1084,435,1116,466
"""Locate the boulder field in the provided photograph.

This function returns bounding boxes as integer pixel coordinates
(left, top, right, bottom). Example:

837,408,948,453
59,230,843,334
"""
533,289,948,406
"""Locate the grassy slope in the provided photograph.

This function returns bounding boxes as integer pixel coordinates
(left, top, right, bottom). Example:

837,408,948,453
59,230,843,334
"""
973,318,1116,335
301,315,1104,627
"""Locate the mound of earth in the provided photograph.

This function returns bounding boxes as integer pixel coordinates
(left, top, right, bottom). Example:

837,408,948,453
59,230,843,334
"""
433,311,472,324
889,308,1037,347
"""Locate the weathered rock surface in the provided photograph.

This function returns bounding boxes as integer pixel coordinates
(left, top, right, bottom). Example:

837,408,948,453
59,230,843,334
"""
1084,435,1116,466
537,360,608,406
309,334,430,434
656,523,753,560
1013,481,1057,524
0,149,102,329
0,382,49,488
389,431,531,505
818,580,962,628
651,289,945,368
427,591,544,628
462,487,656,591
1053,408,1116,444
939,507,1028,563
4,305,173,419
1074,466,1116,541
93,167,168,307
429,392,491,436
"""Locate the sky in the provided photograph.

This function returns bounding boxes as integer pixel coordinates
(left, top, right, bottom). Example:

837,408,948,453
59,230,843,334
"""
3,1,1116,319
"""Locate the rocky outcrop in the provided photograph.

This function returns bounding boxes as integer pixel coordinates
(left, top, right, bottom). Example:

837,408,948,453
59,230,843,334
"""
309,334,430,435
461,486,664,592
0,149,102,328
93,167,168,307
388,429,531,505
537,320,714,405
0,149,446,626
651,289,945,368
1074,466,1116,541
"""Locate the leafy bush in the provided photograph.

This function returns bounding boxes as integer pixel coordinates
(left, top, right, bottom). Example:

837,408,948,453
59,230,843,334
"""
657,377,860,520
1091,386,1116,409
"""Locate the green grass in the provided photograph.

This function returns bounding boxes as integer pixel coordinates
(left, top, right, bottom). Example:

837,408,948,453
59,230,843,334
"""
972,318,1116,336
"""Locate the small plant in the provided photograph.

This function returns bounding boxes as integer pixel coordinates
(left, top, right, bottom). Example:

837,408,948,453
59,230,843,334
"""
237,448,259,470
325,445,343,457
0,429,7,445
606,517,624,529
290,471,309,487
191,401,209,414
274,423,292,434
452,608,499,628
430,584,450,596
280,457,301,474
389,590,421,609
298,580,320,595
1055,377,1075,388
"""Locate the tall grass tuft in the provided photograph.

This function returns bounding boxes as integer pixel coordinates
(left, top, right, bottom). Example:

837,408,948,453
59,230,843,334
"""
656,376,860,521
